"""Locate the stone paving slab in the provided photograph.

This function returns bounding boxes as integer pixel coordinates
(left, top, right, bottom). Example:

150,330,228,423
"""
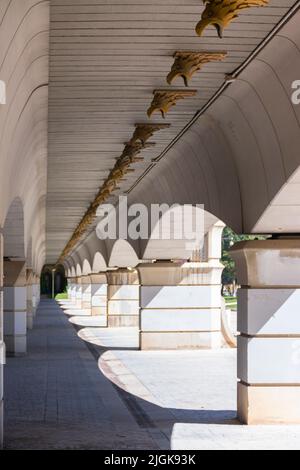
5,300,300,450
3,300,160,450
79,323,300,450
171,423,300,450
79,326,140,349
69,316,107,327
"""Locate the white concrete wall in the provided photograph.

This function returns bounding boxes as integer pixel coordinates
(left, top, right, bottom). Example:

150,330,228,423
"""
3,287,27,356
90,274,108,318
232,240,300,424
107,270,139,327
138,257,224,350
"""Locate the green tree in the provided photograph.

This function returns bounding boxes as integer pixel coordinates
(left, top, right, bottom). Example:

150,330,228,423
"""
221,227,265,293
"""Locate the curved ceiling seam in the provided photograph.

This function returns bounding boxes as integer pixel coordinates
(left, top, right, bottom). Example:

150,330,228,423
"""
254,57,300,129
3,109,48,191
0,57,48,146
12,136,47,194
187,125,223,212
5,95,48,162
0,0,13,27
234,74,290,181
0,84,48,156
0,0,49,70
205,111,244,231
180,132,217,212
276,32,300,53
218,92,273,202
5,32,50,85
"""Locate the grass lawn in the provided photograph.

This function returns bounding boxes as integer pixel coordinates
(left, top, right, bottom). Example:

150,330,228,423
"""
55,292,68,300
224,296,237,311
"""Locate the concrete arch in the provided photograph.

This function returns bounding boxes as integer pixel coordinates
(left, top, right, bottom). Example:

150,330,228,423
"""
62,259,72,277
75,263,82,277
70,266,76,278
141,205,219,261
3,197,25,259
0,0,49,274
82,259,92,276
92,251,107,273
108,239,139,268
125,14,300,235
26,237,33,268
64,253,82,278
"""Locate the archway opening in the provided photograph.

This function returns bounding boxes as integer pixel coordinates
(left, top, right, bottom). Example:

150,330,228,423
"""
40,264,67,298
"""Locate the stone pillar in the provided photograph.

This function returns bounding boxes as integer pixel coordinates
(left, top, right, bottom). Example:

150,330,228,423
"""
67,277,72,300
90,273,107,319
81,275,92,310
3,260,27,356
70,277,77,303
0,232,4,448
75,276,82,308
107,269,139,327
138,259,223,350
26,269,34,329
231,239,300,424
33,274,40,312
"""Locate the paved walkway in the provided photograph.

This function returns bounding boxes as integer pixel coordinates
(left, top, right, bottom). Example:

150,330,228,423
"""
4,300,163,449
4,300,300,450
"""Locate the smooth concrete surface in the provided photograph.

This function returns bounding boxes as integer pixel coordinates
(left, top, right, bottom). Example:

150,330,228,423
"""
90,274,108,317
81,278,92,310
138,261,223,350
107,270,139,328
4,300,159,450
91,282,107,318
238,288,300,335
78,327,140,350
237,335,300,384
4,300,300,450
231,240,300,424
3,286,27,356
237,382,300,425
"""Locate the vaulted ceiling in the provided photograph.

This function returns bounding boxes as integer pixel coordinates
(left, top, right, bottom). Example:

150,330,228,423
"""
46,0,296,263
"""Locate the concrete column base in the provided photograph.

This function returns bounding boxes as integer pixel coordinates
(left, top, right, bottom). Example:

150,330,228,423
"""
107,270,139,327
75,277,83,308
91,305,107,318
138,261,223,351
27,310,34,330
4,333,26,356
231,240,300,425
90,274,108,321
140,331,222,350
108,314,139,328
81,276,92,312
4,286,27,355
27,296,34,329
67,278,72,300
69,279,77,303
26,269,34,326
238,382,300,424
32,278,40,315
